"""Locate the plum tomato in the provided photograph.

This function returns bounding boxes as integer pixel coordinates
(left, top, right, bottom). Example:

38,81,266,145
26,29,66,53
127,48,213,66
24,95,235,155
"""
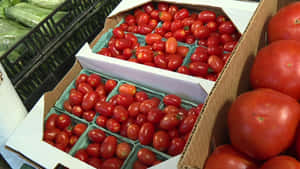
69,90,83,106
224,41,238,52
137,148,156,166
153,131,170,152
45,114,58,130
133,161,147,169
87,158,102,169
119,83,136,96
137,25,153,35
159,113,181,130
95,84,106,97
151,10,160,20
208,55,224,73
116,142,132,159
159,11,172,22
139,99,160,114
116,94,134,108
83,110,96,122
218,21,236,34
158,2,169,11
139,122,155,145
190,51,209,63
154,54,168,69
76,74,88,87
207,35,221,47
198,11,216,23
206,21,218,32
125,14,136,25
167,56,182,71
137,12,150,25
135,91,149,102
166,37,177,54
136,114,147,126
72,123,87,136
100,136,117,159
154,27,166,36
168,137,185,156
207,45,223,56
82,91,99,111
191,20,203,33
95,101,114,117
179,115,197,134
152,40,165,51
216,15,226,25
87,143,101,157
105,79,117,93
128,102,141,117
143,3,154,14
146,33,162,45
122,48,133,59
113,105,129,122
147,109,164,123
174,8,189,20
101,158,122,169
55,114,71,130
44,128,60,141
119,23,128,31
162,21,171,31
109,95,119,106
127,124,140,140
177,65,190,75
69,135,78,146
55,131,69,148
88,129,106,143
170,20,183,32
220,33,234,44
96,115,107,127
176,46,189,57
168,5,178,16
185,35,195,44
77,82,93,95
106,118,121,133
193,26,210,39
163,94,181,107
137,51,154,63
63,100,72,113
189,62,209,77
87,74,102,88
168,129,179,139
75,149,89,162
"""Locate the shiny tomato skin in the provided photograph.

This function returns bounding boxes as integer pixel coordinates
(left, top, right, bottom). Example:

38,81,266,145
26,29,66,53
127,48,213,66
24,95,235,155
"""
135,91,149,102
55,131,69,148
95,84,106,97
206,21,218,32
198,11,216,23
167,56,183,71
119,84,136,96
139,99,160,114
127,124,140,140
208,55,224,73
128,102,140,117
182,17,195,27
119,23,128,31
250,40,300,100
147,109,164,123
170,20,183,32
137,12,150,25
219,21,236,34
136,114,147,126
145,33,162,45
191,20,203,33
75,149,89,162
174,8,189,20
116,94,134,108
45,114,58,130
208,45,223,56
168,129,179,139
87,158,102,169
122,48,133,59
167,137,185,156
125,33,138,47
221,33,234,44
190,52,208,63
63,100,72,113
82,91,99,111
260,156,300,169
116,142,132,159
224,41,237,52
189,62,209,77
69,135,78,146
163,105,179,114
204,145,258,169
154,54,168,69
137,51,153,63
152,40,165,51
159,11,172,22
113,105,129,122
176,46,189,57
72,123,87,136
83,110,96,122
88,129,106,143
44,128,60,141
95,101,114,117
139,122,155,145
193,26,210,39
179,115,197,134
137,25,153,35
113,27,125,39
159,113,181,130
228,89,300,160
207,36,221,47
98,48,112,57
168,5,178,16
96,115,107,127
109,95,119,106
106,118,121,133
87,143,101,157
76,74,88,87
166,37,177,54
55,114,71,130
101,158,122,169
154,27,166,36
137,148,156,165
163,94,181,108
69,90,83,106
100,136,117,159
164,32,173,39
105,79,117,93
185,35,195,44
216,15,226,25
151,10,160,20
268,2,300,42
115,39,131,51
77,82,93,95
153,131,170,152
125,15,136,25
133,161,147,169
158,2,169,11
143,3,154,14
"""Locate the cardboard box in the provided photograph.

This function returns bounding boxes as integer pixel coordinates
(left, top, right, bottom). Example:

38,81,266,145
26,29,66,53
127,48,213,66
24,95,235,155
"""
177,0,299,168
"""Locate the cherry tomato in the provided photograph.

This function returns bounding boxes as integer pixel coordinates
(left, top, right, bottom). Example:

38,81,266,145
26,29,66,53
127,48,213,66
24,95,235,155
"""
198,39,207,46
158,2,169,11
83,110,96,122
127,124,140,140
193,26,210,39
136,114,147,126
95,101,114,117
208,45,223,56
106,118,121,133
116,94,134,108
87,157,102,169
160,112,181,130
55,114,71,130
168,56,182,71
96,115,107,127
177,65,190,75
216,15,226,25
163,94,181,107
174,8,189,20
185,35,196,44
112,27,125,39
190,52,208,63
206,21,218,32
208,55,224,73
116,142,131,160
153,54,167,69
191,20,203,33
219,21,236,34
125,33,138,47
149,19,158,29
198,11,216,23
165,37,177,54
133,161,147,169
147,109,164,124
139,99,160,114
145,33,162,45
168,5,178,16
104,80,116,93
122,48,133,59
143,3,154,14
82,91,99,111
168,137,185,156
44,128,60,141
109,95,119,106
119,84,136,96
128,102,141,117
101,158,122,169
139,122,155,145
75,149,88,162
69,135,78,146
153,131,170,152
125,15,136,25
137,148,156,166
113,105,129,122
76,74,88,87
100,136,117,159
69,90,83,106
95,84,106,97
168,129,179,139
173,29,186,41
220,34,234,44
179,115,197,134
77,82,93,95
189,62,209,77
72,123,87,136
137,51,153,63
119,23,128,31
162,21,171,31
176,46,189,57
115,39,131,51
55,131,69,148
164,32,173,39
207,36,221,47
224,41,238,52
45,114,58,130
170,20,183,32
87,143,101,157
98,48,112,56
137,25,153,35
135,91,149,102
154,27,166,36
88,129,106,143
153,41,165,51
150,10,159,20
63,100,72,113
182,17,195,27
159,11,172,22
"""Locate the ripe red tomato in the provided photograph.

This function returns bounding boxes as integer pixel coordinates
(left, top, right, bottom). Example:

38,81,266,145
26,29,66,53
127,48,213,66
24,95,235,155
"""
268,2,300,42
158,2,169,11
166,37,177,54
69,90,83,106
128,102,140,117
204,145,258,169
198,11,216,23
189,62,209,77
170,20,183,32
174,8,189,20
137,12,150,25
69,135,78,146
139,99,160,114
160,113,181,130
95,85,106,97
55,131,69,148
116,142,131,159
72,123,87,136
191,20,203,33
177,65,190,75
55,114,71,130
96,115,107,127
119,23,128,31
75,149,89,162
163,94,181,108
106,118,121,133
207,36,220,47
152,40,165,51
105,79,117,93
168,56,183,71
151,10,160,20
216,15,226,25
208,55,224,73
87,143,101,157
136,114,147,126
146,33,162,45
250,40,300,99
43,128,60,141
77,82,93,95
176,46,189,57
260,156,300,169
185,35,195,44
127,124,140,140
100,136,117,158
82,91,99,111
119,84,136,96
154,54,168,69
190,52,208,63
159,11,172,22
219,21,236,34
82,110,96,122
137,51,153,63
115,39,131,51
208,45,223,56
224,41,237,52
135,91,149,102
147,109,164,123
63,100,72,113
133,161,147,169
220,34,234,44
137,148,156,166
101,158,122,169
116,94,134,108
139,122,155,145
113,105,129,122
125,15,136,25
88,129,106,143
168,129,179,139
193,26,210,39
87,157,102,169
168,5,178,16
45,114,58,130
113,27,125,38
76,74,88,87
153,131,170,152
206,21,218,32
168,137,185,156
143,3,154,14
162,21,171,31
95,101,114,117
228,89,300,160
122,48,133,59
179,115,197,134
174,29,187,41
137,25,153,35
163,105,179,114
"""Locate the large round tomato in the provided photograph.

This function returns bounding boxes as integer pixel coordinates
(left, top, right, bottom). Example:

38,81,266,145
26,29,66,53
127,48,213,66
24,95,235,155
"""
204,145,258,169
260,156,300,169
228,89,300,160
268,2,300,42
250,40,300,100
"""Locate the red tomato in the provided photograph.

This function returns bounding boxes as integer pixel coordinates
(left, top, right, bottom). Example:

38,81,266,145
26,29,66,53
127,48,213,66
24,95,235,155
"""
43,128,60,141
167,56,182,71
139,122,155,145
105,79,117,93
147,109,164,123
139,99,160,114
185,35,196,44
179,115,197,134
143,3,154,14
158,2,169,11
69,90,83,106
136,114,147,126
119,23,128,31
116,94,134,108
109,95,119,106
224,41,237,52
76,74,88,87
82,91,99,111
174,8,189,20
206,21,218,32
173,29,186,41
116,142,131,159
113,105,129,122
88,129,106,143
177,65,190,75
153,40,165,51
268,2,300,42
122,48,133,59
125,33,138,47
100,136,117,158
198,11,216,23
216,15,226,25
176,46,189,57
159,113,181,130
127,124,140,140
45,114,58,130
96,115,107,127
208,55,224,73
163,94,181,108
75,149,88,162
204,145,258,169
83,110,96,122
250,40,300,100
208,45,223,56
98,48,112,56
168,5,178,16
63,100,72,113
219,21,236,34
220,34,234,44
159,11,172,22
137,12,150,25
72,123,87,136
153,131,170,152
55,131,69,148
135,91,149,102
168,137,185,156
55,114,71,130
101,158,122,169
207,36,220,47
133,161,147,169
119,84,136,96
163,105,179,114
168,129,179,139
113,27,125,39
193,26,210,39
260,156,300,169
162,21,171,31
128,102,140,117
189,62,209,77
145,33,162,45
106,118,121,133
151,10,160,20
125,15,136,25
86,143,101,157
191,20,203,33
154,27,166,36
137,51,153,63
228,89,300,160
198,39,207,46
149,19,158,29
170,20,183,32
77,82,93,95
154,54,167,69
128,25,138,33
164,32,173,39
115,39,131,51
137,25,153,35
190,52,208,63
95,84,106,97
137,148,156,166
87,158,102,169
69,135,78,146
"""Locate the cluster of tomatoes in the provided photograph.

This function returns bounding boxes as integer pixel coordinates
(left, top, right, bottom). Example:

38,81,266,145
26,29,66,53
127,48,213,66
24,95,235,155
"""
43,113,87,153
133,148,162,169
205,2,300,169
74,129,131,169
63,73,118,122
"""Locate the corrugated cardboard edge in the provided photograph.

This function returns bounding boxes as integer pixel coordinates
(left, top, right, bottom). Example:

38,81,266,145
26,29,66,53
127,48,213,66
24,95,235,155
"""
177,0,278,168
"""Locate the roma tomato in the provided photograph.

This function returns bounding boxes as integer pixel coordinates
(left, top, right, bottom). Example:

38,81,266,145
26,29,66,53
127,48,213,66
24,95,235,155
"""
154,54,168,69
76,74,88,87
137,51,153,63
95,85,106,97
101,158,122,169
135,91,149,102
122,48,133,59
69,90,83,106
119,83,136,96
159,113,181,130
128,102,140,117
86,143,101,157
159,11,172,22
112,27,125,39
204,145,258,169
168,5,178,16
113,105,129,122
179,115,197,134
125,33,138,47
133,161,147,169
127,124,140,140
139,98,160,114
75,149,89,162
115,39,131,51
206,21,218,32
191,20,203,33
198,11,216,23
145,33,162,45
106,118,121,133
116,142,131,159
125,15,136,25
151,10,160,20
219,21,236,34
170,20,183,32
116,94,134,108
207,45,223,56
95,101,114,117
139,122,155,145
72,123,87,136
260,156,300,169
87,158,102,169
137,148,156,166
45,114,58,130
44,128,60,141
63,100,72,113
224,41,237,52
82,91,99,111
166,37,177,54
220,34,234,44
69,135,78,146
158,2,169,11
207,36,221,46
174,8,189,20
208,55,224,73
250,40,300,100
105,79,117,93
138,25,153,35
88,129,106,143
87,74,102,88
143,3,154,14
100,136,117,159
55,114,71,130
268,2,300,42
154,27,166,36
153,40,165,51
55,131,69,148
167,56,183,71
190,52,208,63
216,15,226,25
163,94,181,108
193,26,210,39
189,62,209,77
137,12,150,25
77,82,93,95
96,115,107,127
163,105,179,114
173,29,186,41
147,109,164,123
185,35,195,44
228,89,300,160
153,131,170,152
176,46,189,57
167,137,185,156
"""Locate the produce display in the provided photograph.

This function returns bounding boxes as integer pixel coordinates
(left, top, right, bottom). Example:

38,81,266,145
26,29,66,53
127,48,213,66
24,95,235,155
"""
94,2,241,81
204,2,300,169
43,69,202,169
